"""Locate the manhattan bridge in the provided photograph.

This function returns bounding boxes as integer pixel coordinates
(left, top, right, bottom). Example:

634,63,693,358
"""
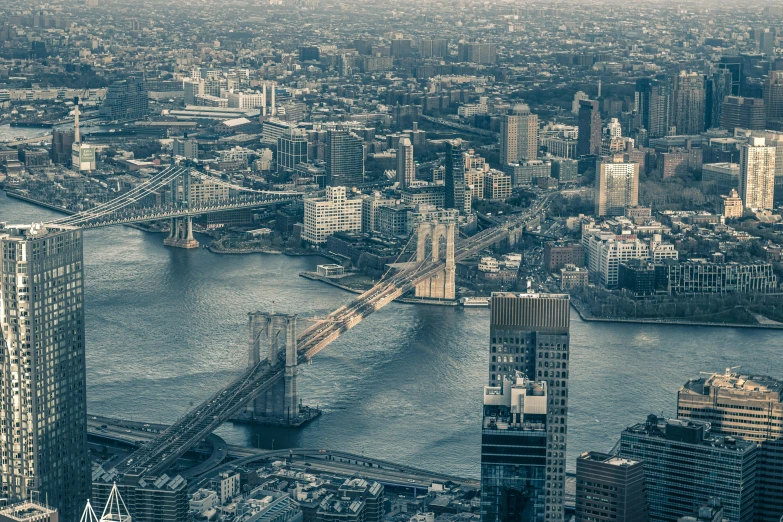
42,164,549,480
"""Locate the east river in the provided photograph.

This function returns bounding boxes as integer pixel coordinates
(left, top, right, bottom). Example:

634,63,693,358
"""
2,190,781,478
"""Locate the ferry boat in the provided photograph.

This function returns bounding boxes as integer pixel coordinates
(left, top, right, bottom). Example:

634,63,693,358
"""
461,296,491,307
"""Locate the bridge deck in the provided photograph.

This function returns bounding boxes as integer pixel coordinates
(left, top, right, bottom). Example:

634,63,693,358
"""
114,196,550,477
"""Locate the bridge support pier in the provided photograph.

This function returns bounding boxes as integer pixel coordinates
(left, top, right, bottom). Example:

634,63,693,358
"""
414,221,455,300
163,216,199,249
246,312,302,425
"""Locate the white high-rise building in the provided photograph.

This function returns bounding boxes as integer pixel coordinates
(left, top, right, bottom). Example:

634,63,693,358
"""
605,118,622,138
0,223,89,521
739,137,776,210
303,186,363,244
500,104,538,165
595,158,640,217
396,137,415,188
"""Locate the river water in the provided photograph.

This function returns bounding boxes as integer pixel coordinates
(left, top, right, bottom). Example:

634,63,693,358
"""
1,190,781,478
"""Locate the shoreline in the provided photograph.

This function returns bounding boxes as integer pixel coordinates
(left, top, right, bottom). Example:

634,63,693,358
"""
570,298,783,330
9,189,783,327
299,272,459,307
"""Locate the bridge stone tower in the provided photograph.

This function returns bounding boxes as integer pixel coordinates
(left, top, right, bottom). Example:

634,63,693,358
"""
414,221,456,300
248,312,299,421
163,169,199,249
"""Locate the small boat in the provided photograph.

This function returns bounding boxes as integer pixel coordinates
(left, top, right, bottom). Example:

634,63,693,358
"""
461,297,490,307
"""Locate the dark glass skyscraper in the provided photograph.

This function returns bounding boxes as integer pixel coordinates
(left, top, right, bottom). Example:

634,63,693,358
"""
0,223,89,521
481,374,549,522
486,292,571,521
577,100,601,156
445,142,468,214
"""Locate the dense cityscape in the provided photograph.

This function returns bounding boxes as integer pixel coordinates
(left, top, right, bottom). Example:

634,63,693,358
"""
0,0,782,521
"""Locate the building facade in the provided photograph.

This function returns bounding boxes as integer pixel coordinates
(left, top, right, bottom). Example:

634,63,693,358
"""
500,105,539,165
445,143,469,214
481,374,549,522
488,293,571,521
670,71,705,135
575,452,647,522
278,131,309,173
739,137,776,210
0,223,89,521
100,78,148,121
763,71,783,126
678,371,783,522
325,130,364,187
397,137,415,188
577,100,601,156
720,96,766,132
619,417,757,522
303,186,363,244
702,162,740,195
595,158,640,217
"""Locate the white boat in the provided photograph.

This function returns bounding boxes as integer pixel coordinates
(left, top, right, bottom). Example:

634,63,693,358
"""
461,297,490,307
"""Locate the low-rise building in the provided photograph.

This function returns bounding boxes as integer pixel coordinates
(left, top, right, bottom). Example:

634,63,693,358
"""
544,242,585,272
575,452,647,522
560,264,588,291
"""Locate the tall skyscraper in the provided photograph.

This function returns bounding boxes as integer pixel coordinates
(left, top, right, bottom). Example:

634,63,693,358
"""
396,136,415,188
325,129,364,187
575,452,648,522
0,223,89,521
670,71,706,135
705,69,734,130
500,104,539,165
763,71,783,126
635,78,670,137
277,130,308,173
577,100,601,156
595,157,640,217
720,96,766,132
739,137,776,210
634,79,653,132
445,142,469,214
619,416,756,522
488,292,571,520
718,56,744,97
678,370,783,522
481,373,549,521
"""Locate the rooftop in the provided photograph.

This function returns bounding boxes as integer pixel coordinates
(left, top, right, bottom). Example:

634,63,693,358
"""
624,416,756,452
0,502,57,522
681,370,782,402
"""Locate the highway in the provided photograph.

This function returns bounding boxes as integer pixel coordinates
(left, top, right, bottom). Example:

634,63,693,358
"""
88,415,479,492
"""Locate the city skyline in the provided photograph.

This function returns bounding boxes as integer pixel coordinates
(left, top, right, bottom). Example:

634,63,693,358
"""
1,0,783,520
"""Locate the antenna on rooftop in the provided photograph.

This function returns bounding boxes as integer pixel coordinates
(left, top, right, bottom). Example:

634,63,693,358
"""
80,500,100,522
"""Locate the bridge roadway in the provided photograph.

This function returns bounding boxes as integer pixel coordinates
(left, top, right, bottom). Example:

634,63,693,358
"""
45,164,301,229
88,416,479,491
75,195,300,229
115,195,551,478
